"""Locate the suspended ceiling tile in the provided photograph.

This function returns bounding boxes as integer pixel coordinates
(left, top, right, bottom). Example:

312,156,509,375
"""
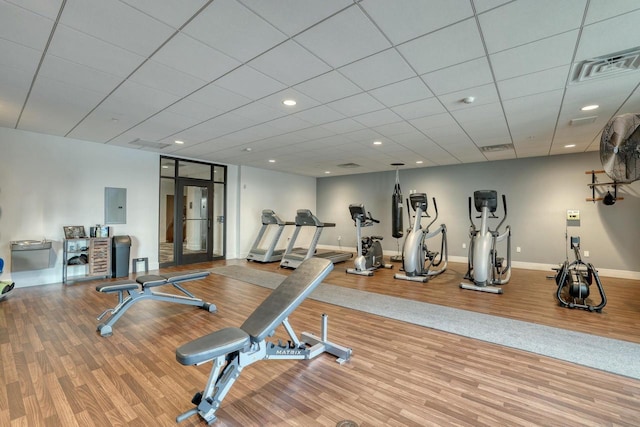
369,77,433,108
48,25,145,78
151,33,241,82
397,18,485,75
223,124,283,143
490,30,579,81
353,108,402,128
120,0,208,29
233,102,287,124
0,66,37,127
503,91,564,132
474,0,512,14
327,92,385,117
129,60,207,98
258,88,322,113
164,98,225,122
391,97,446,121
409,112,458,132
320,118,366,134
0,38,41,73
7,0,64,19
60,0,175,57
479,0,585,54
422,57,493,96
497,65,570,100
575,8,640,61
214,65,286,100
183,0,287,62
583,0,640,25
293,71,362,103
248,40,331,87
105,80,180,113
38,55,122,95
339,48,416,91
266,115,314,133
242,0,352,37
294,5,391,68
293,105,345,125
67,108,146,143
373,121,416,138
0,2,54,50
186,83,252,111
437,83,500,111
361,0,474,45
20,76,107,135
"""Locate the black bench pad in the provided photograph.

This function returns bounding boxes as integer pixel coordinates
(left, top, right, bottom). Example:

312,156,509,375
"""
136,274,167,288
96,281,139,293
163,270,209,282
176,327,250,366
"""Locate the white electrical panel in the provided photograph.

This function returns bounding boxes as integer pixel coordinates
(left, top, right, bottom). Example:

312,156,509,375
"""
567,210,580,220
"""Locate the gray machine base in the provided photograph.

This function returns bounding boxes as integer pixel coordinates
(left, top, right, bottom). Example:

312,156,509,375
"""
459,282,503,294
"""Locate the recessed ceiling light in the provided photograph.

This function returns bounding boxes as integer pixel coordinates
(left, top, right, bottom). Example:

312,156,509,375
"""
373,141,382,145
174,140,184,144
283,99,296,106
324,171,331,174
581,104,599,111
268,159,276,163
564,144,576,148
242,147,252,152
416,160,423,164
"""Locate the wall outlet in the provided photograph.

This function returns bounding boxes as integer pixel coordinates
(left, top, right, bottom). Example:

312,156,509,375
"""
338,235,341,241
584,250,589,257
516,246,521,253
462,243,466,249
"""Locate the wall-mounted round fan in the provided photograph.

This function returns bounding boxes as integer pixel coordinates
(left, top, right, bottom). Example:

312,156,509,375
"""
600,113,640,183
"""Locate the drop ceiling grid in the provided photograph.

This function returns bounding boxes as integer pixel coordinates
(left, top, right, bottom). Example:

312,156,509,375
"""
1,1,640,176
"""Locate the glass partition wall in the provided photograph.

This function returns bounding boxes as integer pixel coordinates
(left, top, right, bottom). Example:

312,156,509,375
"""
159,157,226,267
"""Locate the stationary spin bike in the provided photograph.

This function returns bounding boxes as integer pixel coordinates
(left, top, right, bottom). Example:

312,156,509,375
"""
394,193,447,283
553,236,606,312
460,190,512,294
346,204,392,276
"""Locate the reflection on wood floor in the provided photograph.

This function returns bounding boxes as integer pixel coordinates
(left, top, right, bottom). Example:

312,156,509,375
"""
1,256,638,426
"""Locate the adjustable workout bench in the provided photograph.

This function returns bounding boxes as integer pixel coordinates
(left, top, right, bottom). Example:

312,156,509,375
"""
96,270,216,337
175,257,352,424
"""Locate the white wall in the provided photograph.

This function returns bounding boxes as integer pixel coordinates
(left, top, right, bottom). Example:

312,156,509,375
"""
238,165,316,258
0,128,313,286
317,152,640,278
0,127,159,287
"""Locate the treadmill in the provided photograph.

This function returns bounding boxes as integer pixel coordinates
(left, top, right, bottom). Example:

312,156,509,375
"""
246,210,294,263
280,209,352,269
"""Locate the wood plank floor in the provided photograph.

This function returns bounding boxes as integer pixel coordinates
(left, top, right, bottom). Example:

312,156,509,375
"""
0,257,639,426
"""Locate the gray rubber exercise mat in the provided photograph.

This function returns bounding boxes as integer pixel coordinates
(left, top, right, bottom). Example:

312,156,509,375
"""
210,265,640,380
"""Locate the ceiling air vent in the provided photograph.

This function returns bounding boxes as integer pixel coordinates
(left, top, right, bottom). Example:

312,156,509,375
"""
479,143,514,153
337,162,361,168
128,138,171,149
572,46,640,83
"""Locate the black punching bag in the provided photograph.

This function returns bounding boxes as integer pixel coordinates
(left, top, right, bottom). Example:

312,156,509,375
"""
391,164,404,238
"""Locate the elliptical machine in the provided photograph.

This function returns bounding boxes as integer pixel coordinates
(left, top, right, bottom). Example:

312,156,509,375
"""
460,190,511,294
346,204,392,276
554,236,606,312
394,193,447,283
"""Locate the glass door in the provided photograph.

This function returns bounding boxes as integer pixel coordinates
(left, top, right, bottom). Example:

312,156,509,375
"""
175,178,213,264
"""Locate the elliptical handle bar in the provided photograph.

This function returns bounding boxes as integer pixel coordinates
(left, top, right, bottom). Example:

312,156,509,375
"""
496,194,508,232
367,211,380,224
425,197,439,231
467,196,475,228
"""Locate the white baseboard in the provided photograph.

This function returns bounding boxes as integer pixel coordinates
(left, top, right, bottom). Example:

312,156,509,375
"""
316,245,640,280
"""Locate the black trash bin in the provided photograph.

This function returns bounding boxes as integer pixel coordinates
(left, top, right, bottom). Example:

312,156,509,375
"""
111,235,131,278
